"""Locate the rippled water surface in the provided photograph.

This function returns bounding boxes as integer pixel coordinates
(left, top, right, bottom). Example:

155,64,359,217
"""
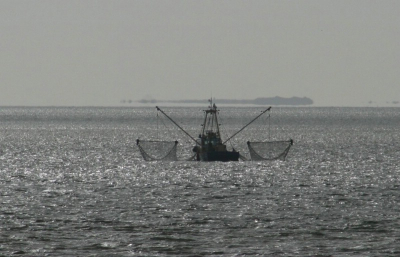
1,106,400,256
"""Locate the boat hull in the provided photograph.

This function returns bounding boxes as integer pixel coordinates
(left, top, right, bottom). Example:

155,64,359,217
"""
200,151,239,162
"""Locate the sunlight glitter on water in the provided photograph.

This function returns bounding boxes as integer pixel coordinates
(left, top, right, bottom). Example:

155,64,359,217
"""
1,107,400,256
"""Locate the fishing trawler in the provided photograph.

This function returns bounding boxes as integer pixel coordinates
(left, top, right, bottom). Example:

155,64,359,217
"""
137,99,293,162
192,102,239,161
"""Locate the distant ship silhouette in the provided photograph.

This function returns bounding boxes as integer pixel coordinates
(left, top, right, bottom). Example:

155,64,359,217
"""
138,96,313,105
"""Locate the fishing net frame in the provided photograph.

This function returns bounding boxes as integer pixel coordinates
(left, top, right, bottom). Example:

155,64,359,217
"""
136,139,198,161
247,139,293,161
136,139,179,161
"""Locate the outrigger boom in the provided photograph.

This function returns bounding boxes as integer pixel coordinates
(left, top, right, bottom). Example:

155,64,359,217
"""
155,102,273,162
156,105,272,146
222,106,271,144
156,106,200,146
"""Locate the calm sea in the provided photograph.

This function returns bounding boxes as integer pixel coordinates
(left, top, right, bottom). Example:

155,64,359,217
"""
1,106,399,256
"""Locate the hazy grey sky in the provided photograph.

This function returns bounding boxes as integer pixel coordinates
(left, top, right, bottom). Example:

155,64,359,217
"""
1,0,399,106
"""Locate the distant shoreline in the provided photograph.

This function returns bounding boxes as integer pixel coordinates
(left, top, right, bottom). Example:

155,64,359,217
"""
137,96,314,106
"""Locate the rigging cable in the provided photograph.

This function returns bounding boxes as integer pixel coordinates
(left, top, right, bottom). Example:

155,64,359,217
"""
217,109,235,151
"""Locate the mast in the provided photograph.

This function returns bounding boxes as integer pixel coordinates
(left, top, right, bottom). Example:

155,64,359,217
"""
201,99,221,138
